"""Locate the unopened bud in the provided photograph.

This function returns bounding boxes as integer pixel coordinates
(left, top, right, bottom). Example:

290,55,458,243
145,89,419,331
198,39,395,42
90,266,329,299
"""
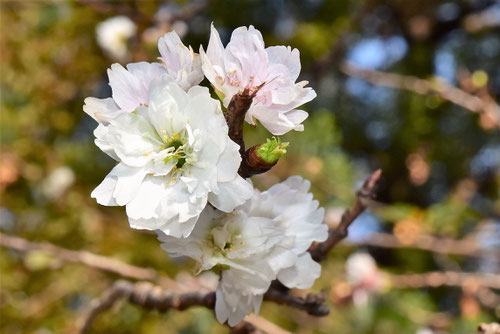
256,137,289,164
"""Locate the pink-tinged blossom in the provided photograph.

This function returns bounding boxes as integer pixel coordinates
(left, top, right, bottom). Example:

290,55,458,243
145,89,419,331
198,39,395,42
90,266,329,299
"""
158,31,204,91
84,31,203,125
200,24,317,135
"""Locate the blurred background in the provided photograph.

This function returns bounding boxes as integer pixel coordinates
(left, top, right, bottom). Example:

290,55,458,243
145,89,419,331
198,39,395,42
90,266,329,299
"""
1,0,499,333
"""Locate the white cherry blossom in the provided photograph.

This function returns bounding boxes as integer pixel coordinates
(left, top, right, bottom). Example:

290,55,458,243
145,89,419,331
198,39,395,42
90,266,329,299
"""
96,16,136,60
345,252,385,306
158,176,327,325
90,75,253,238
200,24,317,135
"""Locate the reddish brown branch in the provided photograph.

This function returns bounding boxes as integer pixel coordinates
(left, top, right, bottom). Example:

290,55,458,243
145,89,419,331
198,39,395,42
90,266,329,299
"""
309,169,382,262
226,88,257,157
225,87,278,178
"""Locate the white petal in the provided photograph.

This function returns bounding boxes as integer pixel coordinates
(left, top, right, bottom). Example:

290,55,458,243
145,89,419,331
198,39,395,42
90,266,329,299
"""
277,252,321,289
270,85,316,112
204,24,227,78
215,288,231,325
91,163,146,206
227,25,267,82
94,124,119,161
147,75,189,135
216,139,241,183
110,163,147,205
249,105,308,135
201,24,235,99
125,176,165,219
83,97,122,125
108,62,164,112
106,112,162,167
91,174,118,206
208,176,253,213
266,45,301,82
157,31,203,90
185,85,227,139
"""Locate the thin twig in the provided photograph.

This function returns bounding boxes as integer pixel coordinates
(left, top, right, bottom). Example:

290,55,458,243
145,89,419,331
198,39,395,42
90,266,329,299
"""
309,169,382,262
390,271,500,309
343,231,500,259
390,271,500,290
263,289,330,317
77,280,134,334
0,232,177,288
341,62,500,128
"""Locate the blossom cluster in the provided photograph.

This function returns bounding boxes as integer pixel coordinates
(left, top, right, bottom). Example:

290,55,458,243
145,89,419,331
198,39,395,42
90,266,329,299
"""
85,22,326,325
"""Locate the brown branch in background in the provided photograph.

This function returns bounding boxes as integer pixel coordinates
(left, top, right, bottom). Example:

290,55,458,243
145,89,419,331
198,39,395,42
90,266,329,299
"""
264,289,329,317
310,169,382,262
0,232,177,288
77,280,134,334
390,271,500,310
77,280,292,334
341,62,500,129
343,231,500,259
308,1,370,82
76,280,216,334
390,271,500,290
0,232,325,330
333,271,500,311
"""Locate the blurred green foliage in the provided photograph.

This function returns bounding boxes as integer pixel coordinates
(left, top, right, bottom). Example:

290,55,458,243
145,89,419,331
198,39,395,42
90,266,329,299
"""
1,0,499,333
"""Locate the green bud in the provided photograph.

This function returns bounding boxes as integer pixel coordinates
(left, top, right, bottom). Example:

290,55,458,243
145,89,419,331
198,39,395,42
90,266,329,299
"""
256,137,289,164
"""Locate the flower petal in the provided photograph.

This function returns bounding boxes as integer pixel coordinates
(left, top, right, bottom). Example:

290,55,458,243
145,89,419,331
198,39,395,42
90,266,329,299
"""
157,31,203,90
108,62,165,112
266,45,301,82
208,176,253,213
83,97,122,125
277,252,321,289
